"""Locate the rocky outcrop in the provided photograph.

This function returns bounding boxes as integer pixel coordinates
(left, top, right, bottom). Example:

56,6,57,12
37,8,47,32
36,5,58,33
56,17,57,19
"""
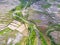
50,31,60,44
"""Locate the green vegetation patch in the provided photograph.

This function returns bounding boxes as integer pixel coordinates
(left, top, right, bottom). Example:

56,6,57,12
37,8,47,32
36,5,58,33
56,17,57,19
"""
39,32,48,45
33,19,41,23
26,24,36,45
57,4,60,8
42,4,51,9
0,28,12,35
15,4,25,10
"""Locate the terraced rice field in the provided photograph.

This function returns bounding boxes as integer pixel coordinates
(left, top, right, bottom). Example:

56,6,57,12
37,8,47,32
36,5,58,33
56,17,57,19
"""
0,12,13,30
